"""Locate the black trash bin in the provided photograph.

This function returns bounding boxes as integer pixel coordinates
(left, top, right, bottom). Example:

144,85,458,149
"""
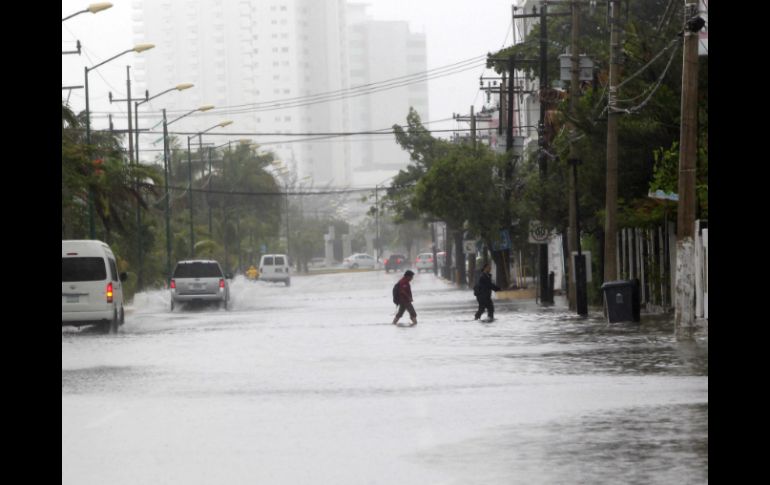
601,280,641,323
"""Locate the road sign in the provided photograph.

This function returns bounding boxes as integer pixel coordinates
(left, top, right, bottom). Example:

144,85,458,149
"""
528,221,552,244
463,240,477,254
491,230,511,251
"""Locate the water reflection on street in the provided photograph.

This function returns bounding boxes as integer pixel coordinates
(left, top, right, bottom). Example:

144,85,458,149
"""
62,271,707,485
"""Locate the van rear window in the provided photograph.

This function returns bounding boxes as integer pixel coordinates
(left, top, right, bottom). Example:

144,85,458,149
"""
263,257,274,265
62,257,107,282
274,257,285,265
173,262,223,278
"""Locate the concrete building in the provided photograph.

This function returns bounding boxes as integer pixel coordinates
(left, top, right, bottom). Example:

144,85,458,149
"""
132,0,428,187
346,3,428,186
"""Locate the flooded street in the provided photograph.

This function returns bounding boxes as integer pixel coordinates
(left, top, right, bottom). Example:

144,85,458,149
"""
62,271,707,484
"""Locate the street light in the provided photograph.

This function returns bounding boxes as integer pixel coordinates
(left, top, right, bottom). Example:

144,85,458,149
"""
270,161,292,259
161,104,214,281
187,120,233,257
135,83,194,165
117,82,193,289
206,139,240,236
84,43,155,238
62,2,112,22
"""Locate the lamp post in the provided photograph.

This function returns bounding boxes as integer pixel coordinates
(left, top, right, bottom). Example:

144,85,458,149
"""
187,120,233,257
134,83,194,167
161,104,215,281
84,43,154,238
270,161,292,259
62,2,112,21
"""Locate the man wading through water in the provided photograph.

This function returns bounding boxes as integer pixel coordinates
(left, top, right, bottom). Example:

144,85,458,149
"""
474,262,500,321
392,270,417,326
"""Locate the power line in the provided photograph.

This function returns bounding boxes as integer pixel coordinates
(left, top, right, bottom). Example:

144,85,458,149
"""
88,58,485,117
142,182,383,197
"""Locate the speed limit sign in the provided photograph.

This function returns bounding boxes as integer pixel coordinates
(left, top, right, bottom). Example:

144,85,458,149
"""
528,221,552,244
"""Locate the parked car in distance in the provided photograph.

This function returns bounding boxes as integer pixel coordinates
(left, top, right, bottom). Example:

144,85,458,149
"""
170,260,231,310
415,252,435,273
62,240,127,333
259,254,291,286
384,253,409,273
343,253,376,269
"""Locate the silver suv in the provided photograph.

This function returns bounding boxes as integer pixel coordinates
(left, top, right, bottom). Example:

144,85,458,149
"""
170,260,231,310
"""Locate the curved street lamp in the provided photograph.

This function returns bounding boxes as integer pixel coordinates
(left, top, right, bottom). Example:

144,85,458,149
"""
84,43,155,238
187,120,233,257
160,104,214,281
135,83,194,164
62,2,112,22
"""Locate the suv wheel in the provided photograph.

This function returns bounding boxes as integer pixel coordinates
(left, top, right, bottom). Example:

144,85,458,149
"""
119,306,125,325
170,300,175,312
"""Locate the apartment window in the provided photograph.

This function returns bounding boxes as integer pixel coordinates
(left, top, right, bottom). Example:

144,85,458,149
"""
280,6,287,11
284,116,291,122
275,116,281,122
283,89,290,94
273,74,280,80
273,61,279,67
281,47,289,53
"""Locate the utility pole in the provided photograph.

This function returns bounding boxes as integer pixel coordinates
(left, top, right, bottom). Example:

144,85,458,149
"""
675,2,704,337
604,0,621,283
375,184,379,263
110,66,144,289
568,0,588,316
162,109,172,284
470,105,476,149
208,146,213,236
537,3,553,304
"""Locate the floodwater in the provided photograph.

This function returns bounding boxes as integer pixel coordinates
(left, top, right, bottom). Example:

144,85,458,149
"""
62,271,707,484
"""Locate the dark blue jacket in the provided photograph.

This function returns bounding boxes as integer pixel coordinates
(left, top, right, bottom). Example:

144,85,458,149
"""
475,272,500,299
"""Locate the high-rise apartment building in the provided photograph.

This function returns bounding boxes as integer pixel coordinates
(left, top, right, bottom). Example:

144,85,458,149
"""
132,0,427,186
346,3,428,184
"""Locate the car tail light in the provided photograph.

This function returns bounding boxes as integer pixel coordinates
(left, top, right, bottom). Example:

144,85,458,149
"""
397,258,402,264
170,279,176,289
106,282,114,303
428,257,433,262
219,278,225,289
384,258,388,265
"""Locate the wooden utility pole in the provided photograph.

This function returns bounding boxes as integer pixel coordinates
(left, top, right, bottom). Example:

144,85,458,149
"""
603,0,621,283
568,0,587,316
675,2,703,337
537,4,553,304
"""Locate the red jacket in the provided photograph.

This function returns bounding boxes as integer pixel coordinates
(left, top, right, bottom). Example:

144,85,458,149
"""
398,277,413,304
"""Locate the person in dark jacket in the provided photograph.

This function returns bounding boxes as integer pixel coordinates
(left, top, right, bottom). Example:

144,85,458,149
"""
392,270,417,326
474,263,501,320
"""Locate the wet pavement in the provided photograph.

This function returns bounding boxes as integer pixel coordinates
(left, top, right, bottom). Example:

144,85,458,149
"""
62,270,707,484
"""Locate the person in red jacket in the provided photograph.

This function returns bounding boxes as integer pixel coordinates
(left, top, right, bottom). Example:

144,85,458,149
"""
392,270,417,326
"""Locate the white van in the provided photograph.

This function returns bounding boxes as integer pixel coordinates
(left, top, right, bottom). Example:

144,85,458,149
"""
259,254,290,286
62,240,128,333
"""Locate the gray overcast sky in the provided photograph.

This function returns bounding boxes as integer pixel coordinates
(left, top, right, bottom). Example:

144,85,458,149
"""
62,0,515,137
